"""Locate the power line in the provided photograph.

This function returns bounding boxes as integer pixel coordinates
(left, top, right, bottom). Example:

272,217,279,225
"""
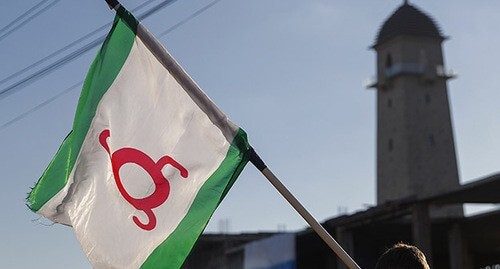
0,0,50,35
136,0,177,21
0,24,109,87
158,0,221,38
0,0,222,130
0,37,104,100
0,0,179,100
0,81,83,131
0,0,62,42
0,0,158,87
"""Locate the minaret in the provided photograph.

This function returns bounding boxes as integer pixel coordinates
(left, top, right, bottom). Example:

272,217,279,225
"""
370,3,462,216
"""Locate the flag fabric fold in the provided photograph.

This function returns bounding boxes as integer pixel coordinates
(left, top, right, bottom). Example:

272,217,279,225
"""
28,5,250,269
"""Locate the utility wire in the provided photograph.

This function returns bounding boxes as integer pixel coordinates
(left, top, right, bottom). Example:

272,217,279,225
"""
0,81,83,131
0,0,222,131
0,0,62,42
0,0,178,100
0,0,50,35
0,0,158,87
158,0,221,38
0,24,109,86
0,38,104,99
136,0,177,21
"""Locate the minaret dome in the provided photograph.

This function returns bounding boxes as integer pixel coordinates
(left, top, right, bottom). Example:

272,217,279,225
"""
374,3,444,48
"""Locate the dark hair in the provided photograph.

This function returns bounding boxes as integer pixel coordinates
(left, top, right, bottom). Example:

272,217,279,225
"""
375,243,430,269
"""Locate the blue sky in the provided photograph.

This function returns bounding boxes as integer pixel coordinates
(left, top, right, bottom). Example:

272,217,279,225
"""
1,0,499,268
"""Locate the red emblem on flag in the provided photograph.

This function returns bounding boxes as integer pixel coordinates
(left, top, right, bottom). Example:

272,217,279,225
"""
99,129,188,231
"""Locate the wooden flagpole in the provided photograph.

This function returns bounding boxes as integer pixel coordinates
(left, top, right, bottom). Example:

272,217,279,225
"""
249,147,361,269
104,0,120,10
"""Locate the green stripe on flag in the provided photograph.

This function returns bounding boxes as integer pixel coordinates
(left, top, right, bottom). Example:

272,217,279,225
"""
141,129,250,269
27,7,138,212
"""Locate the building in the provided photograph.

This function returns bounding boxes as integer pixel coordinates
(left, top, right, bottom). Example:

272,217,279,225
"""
370,2,462,218
184,2,500,268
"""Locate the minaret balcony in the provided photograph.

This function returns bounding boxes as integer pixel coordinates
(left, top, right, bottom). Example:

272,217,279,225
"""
385,63,424,78
436,65,457,79
366,63,456,89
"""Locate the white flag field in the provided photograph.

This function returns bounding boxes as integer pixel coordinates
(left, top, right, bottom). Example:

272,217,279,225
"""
27,5,250,269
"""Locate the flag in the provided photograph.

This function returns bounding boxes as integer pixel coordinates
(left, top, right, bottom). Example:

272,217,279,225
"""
27,5,250,269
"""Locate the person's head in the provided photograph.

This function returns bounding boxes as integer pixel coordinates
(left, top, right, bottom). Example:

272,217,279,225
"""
375,243,430,269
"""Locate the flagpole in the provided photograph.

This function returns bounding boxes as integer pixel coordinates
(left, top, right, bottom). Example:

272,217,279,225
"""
104,0,120,10
249,147,361,269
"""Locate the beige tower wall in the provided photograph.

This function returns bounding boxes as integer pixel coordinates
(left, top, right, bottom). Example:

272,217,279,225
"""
375,36,462,216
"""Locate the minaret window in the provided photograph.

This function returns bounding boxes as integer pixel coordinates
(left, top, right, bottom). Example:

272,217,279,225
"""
425,94,431,104
385,54,393,68
388,98,392,107
388,139,394,151
429,134,435,146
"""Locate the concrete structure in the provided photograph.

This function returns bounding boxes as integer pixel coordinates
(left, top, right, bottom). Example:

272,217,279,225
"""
322,174,500,268
182,233,274,269
369,3,461,214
